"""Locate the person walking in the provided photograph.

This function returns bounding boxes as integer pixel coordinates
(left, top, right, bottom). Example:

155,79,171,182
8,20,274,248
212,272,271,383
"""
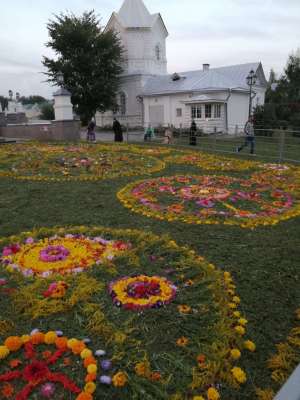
236,117,255,154
190,120,197,146
113,118,123,142
86,120,96,142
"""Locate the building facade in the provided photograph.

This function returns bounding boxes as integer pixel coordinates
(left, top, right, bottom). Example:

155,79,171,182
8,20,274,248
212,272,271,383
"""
96,0,267,134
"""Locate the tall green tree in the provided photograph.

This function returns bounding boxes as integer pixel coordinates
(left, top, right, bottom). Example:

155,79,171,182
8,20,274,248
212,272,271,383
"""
20,95,47,105
254,52,300,131
42,10,123,124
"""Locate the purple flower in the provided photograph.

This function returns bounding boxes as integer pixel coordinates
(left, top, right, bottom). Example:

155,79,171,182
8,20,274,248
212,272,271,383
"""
56,330,63,337
95,349,106,357
83,338,91,344
99,375,112,385
25,237,35,244
101,360,112,370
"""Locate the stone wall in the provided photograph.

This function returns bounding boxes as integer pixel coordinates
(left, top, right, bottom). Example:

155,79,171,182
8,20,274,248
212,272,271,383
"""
0,120,80,141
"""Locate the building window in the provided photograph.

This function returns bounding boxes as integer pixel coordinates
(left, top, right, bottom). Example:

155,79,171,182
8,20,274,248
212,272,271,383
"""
205,104,212,119
155,45,161,61
120,92,126,115
214,104,221,118
176,108,182,117
191,105,202,119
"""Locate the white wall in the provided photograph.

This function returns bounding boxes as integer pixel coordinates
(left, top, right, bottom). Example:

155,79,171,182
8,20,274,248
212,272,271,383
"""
143,92,226,132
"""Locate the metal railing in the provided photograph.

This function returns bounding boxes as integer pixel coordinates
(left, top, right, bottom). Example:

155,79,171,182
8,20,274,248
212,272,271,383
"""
170,128,300,164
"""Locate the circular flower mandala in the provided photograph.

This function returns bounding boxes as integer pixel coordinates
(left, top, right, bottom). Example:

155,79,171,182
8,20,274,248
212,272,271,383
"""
0,226,254,398
1,235,130,277
109,275,177,310
0,143,165,182
118,174,300,228
0,331,98,399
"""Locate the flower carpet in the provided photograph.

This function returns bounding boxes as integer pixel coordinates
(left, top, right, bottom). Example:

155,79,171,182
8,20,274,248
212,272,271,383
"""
0,143,299,399
0,226,255,399
118,171,300,228
0,143,165,181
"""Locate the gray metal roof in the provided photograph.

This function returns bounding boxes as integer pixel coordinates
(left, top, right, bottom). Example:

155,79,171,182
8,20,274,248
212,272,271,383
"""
142,62,265,96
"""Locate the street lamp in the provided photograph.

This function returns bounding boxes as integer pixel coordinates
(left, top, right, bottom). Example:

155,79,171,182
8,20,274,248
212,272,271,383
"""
57,71,64,86
246,70,257,118
16,92,20,102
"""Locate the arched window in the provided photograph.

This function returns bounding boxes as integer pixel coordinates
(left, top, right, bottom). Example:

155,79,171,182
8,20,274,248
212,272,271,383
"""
120,92,126,115
155,44,161,61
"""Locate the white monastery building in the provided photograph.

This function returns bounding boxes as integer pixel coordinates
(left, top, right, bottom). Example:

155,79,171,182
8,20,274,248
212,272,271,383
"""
96,0,268,134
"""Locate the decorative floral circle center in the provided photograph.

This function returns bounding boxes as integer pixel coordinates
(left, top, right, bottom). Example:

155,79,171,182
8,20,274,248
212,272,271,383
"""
39,246,70,263
1,235,130,277
109,275,177,311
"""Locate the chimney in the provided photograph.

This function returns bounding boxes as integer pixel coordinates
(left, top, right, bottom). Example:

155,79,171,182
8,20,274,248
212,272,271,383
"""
203,63,210,71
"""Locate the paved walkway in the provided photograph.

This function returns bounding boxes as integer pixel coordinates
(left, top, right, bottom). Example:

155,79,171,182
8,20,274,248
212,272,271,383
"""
80,131,145,143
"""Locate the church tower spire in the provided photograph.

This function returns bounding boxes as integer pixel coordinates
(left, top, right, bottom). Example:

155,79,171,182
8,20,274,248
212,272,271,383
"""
118,0,152,28
106,0,168,75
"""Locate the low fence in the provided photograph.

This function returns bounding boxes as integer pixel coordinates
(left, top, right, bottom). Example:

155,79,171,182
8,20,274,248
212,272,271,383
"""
170,128,300,164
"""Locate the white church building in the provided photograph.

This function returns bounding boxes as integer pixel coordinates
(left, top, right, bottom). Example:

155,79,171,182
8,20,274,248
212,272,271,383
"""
96,0,268,134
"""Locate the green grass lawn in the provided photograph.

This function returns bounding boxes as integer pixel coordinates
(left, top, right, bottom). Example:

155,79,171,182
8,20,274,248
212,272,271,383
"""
0,144,299,399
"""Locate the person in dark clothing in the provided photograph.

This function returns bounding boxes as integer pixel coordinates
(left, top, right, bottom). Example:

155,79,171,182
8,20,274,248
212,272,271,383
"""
87,120,96,142
113,118,123,142
190,120,197,146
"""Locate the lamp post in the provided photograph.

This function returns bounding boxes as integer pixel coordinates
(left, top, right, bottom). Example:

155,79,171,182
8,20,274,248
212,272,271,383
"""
57,71,64,86
246,70,257,119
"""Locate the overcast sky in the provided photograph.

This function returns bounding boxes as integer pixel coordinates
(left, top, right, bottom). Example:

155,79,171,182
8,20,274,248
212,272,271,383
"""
0,0,299,99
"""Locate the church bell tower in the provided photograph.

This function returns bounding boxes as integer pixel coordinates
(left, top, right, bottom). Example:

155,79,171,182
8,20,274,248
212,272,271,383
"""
106,0,168,76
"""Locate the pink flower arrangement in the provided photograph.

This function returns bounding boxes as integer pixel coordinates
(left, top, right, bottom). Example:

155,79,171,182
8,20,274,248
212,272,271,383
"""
39,246,70,263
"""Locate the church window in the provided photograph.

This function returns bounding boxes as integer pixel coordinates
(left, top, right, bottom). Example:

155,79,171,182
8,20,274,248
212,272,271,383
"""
120,92,126,115
155,45,161,61
205,104,212,119
176,108,182,117
214,104,221,118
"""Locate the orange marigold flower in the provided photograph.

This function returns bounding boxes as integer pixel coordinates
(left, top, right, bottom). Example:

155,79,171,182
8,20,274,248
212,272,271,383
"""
85,373,97,383
84,356,97,368
55,337,68,350
31,332,45,345
71,341,86,355
76,393,92,400
150,371,161,381
176,337,189,347
63,357,72,366
135,362,149,376
9,359,22,368
112,371,128,387
1,383,14,398
196,354,206,365
178,305,192,314
4,336,23,352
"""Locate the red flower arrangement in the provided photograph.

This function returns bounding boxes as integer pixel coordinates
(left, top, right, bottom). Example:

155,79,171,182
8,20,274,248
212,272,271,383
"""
0,332,98,399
